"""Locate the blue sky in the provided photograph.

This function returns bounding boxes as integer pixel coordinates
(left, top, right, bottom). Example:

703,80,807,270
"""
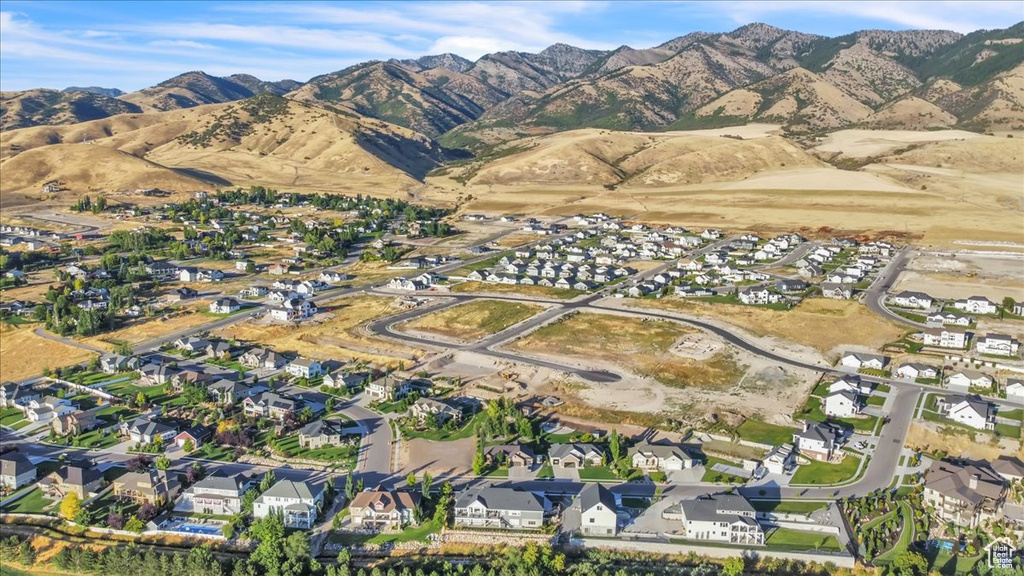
2,1,1021,91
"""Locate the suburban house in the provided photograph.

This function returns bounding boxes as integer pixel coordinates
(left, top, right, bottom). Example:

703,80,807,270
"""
0,383,40,408
565,483,618,536
366,376,430,401
953,296,999,315
323,371,369,391
40,460,103,500
240,348,287,370
976,333,1020,357
823,389,863,418
485,444,539,468
209,380,263,407
0,452,36,491
820,282,853,300
175,471,255,515
548,443,605,468
298,419,346,449
113,469,181,505
1006,380,1024,404
51,410,99,437
992,456,1024,483
828,375,872,395
738,286,781,305
762,444,796,475
677,494,764,545
839,352,887,371
26,396,75,423
928,312,972,327
174,337,210,354
100,354,138,374
792,421,845,462
890,291,933,309
922,327,968,349
454,487,550,530
896,363,939,380
139,363,177,385
409,398,463,426
923,460,1006,528
174,425,212,449
243,392,300,422
946,370,995,393
252,479,324,530
628,441,698,472
349,489,420,530
936,395,994,430
122,418,178,445
269,298,318,321
286,358,326,379
209,298,241,314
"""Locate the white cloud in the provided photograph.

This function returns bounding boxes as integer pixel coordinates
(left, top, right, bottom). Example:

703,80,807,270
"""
149,39,216,50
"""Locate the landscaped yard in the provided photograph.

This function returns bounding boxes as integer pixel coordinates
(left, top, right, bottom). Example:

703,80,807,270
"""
104,381,174,404
0,407,27,428
751,500,828,515
791,454,862,486
274,434,358,466
330,519,441,545
577,466,619,481
536,463,554,479
57,428,122,449
399,412,482,442
701,456,747,484
765,528,842,552
196,442,239,462
994,422,1021,438
736,419,796,446
795,397,879,432
3,487,55,515
399,300,544,341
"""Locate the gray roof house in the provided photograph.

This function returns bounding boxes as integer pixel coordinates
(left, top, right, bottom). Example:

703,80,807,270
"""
454,487,549,530
298,419,347,449
678,494,764,545
564,483,618,536
252,479,324,529
924,460,1006,528
0,452,36,491
548,443,604,468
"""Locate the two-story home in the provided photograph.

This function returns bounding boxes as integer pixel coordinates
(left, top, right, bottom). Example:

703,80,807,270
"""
252,479,324,529
792,420,845,462
922,327,968,349
565,483,618,536
323,371,370,392
349,489,420,530
100,354,138,374
209,298,241,314
924,460,1006,528
409,398,463,426
122,418,178,445
976,333,1020,357
366,376,430,402
286,358,326,379
175,471,255,515
677,493,764,545
52,410,99,437
27,396,76,423
113,469,180,505
889,291,933,309
454,487,550,530
936,395,994,430
239,347,287,370
953,296,999,315
40,460,103,500
895,363,939,380
548,443,605,469
823,389,864,418
0,383,39,408
243,392,300,422
628,441,698,472
0,452,36,491
298,419,346,449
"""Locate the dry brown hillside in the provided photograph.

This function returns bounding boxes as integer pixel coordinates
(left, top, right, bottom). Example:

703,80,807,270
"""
0,95,450,203
862,96,957,129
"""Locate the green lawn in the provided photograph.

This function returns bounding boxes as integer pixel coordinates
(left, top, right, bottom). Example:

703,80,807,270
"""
400,412,482,442
104,381,170,403
275,434,358,465
196,442,238,462
867,395,886,406
3,487,55,515
736,419,796,446
874,502,915,565
536,463,554,479
205,358,245,372
701,456,747,484
484,468,509,478
577,466,619,481
750,500,828,515
791,454,862,486
994,423,1022,438
330,520,441,545
0,407,27,428
59,428,122,449
765,528,842,552
998,408,1023,421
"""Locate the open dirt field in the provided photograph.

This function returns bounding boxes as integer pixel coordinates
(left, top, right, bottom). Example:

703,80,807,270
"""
0,323,97,381
79,304,217,350
811,129,985,159
627,297,905,357
510,312,744,391
894,251,1024,302
215,295,423,367
906,422,1022,461
399,437,474,477
398,299,544,342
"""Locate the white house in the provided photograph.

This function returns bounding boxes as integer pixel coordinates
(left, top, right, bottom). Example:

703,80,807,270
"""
209,298,241,314
976,333,1019,357
890,291,933,309
793,420,845,462
1006,380,1024,404
678,494,764,545
937,395,993,430
839,352,887,371
628,442,698,472
567,483,618,536
946,370,994,392
824,390,863,418
896,363,939,380
286,358,325,379
953,296,999,315
738,286,781,305
922,327,968,349
252,479,324,529
175,472,254,516
0,453,36,491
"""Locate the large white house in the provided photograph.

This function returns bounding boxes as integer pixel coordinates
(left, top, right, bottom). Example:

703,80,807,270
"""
953,296,999,315
566,483,618,536
839,352,887,371
976,333,1019,357
628,441,698,472
946,370,995,392
792,421,845,462
286,358,325,379
890,291,933,309
252,479,324,529
895,363,939,380
937,395,993,430
175,471,255,515
922,327,967,349
823,389,863,418
1006,380,1024,404
677,494,764,545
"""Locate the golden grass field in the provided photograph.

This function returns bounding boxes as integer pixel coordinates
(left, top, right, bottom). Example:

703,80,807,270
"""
216,295,423,367
399,299,543,342
510,312,743,390
450,281,580,300
628,297,906,355
0,323,97,381
79,304,217,350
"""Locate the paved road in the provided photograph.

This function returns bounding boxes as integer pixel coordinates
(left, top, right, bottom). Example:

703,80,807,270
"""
862,247,926,328
33,327,109,354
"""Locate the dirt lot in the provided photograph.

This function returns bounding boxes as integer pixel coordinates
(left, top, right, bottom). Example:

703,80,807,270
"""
894,251,1024,302
627,297,905,358
906,422,1022,461
216,294,424,367
0,323,97,381
79,304,217,350
398,299,544,342
399,437,474,477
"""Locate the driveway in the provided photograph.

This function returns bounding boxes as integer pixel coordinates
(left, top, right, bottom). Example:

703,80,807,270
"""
553,466,580,481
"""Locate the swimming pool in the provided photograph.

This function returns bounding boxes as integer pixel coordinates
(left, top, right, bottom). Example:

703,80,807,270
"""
173,523,222,536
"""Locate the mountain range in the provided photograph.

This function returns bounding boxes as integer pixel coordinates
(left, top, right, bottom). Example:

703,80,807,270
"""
1,22,1022,201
